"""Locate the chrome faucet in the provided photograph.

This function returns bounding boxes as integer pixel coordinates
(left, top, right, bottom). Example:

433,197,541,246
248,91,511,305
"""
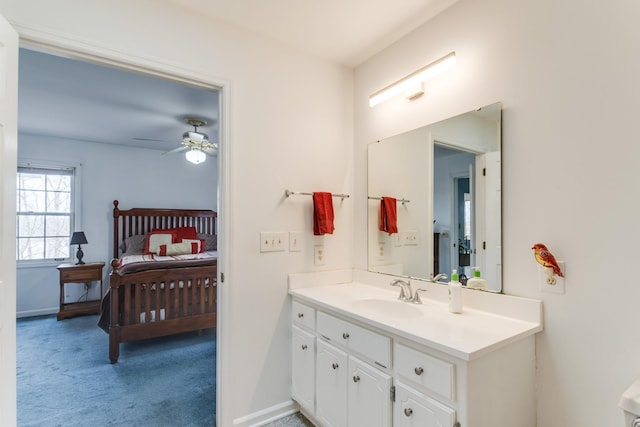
430,273,448,283
410,288,428,304
390,279,412,301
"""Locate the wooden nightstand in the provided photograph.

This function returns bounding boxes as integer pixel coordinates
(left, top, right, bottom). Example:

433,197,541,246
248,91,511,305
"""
56,262,105,320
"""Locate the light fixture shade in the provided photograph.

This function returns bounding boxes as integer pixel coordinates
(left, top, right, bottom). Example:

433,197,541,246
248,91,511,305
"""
369,51,457,107
70,231,88,245
185,149,206,164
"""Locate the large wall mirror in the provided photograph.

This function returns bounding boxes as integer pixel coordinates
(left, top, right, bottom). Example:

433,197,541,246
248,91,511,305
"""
367,102,502,292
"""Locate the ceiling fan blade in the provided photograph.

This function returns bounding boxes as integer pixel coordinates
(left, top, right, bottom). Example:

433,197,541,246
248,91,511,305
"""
162,145,189,155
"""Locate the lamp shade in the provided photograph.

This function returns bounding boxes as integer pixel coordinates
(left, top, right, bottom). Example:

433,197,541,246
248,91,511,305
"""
70,231,88,245
185,148,206,164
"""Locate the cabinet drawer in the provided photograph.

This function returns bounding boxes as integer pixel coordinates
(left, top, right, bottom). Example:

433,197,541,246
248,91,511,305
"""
60,269,100,282
317,311,391,368
395,343,455,400
292,300,316,330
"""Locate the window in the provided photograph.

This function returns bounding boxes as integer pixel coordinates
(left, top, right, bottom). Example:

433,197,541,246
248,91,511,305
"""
16,165,77,263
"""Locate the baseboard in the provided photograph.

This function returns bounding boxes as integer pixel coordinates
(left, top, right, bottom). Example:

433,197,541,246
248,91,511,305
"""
233,400,299,427
16,307,58,319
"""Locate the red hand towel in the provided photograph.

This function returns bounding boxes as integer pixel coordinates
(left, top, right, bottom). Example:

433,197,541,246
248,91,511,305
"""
379,196,398,234
313,192,335,235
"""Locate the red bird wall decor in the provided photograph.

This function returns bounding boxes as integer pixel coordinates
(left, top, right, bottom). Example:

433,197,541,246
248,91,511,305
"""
532,243,564,283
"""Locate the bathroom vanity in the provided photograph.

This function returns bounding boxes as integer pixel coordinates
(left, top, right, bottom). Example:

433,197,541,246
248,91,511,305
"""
289,270,542,427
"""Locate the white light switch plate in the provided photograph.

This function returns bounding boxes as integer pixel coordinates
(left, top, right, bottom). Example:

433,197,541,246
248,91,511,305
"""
260,232,287,252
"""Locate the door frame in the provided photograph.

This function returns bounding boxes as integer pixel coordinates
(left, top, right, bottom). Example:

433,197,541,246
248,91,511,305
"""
9,25,232,427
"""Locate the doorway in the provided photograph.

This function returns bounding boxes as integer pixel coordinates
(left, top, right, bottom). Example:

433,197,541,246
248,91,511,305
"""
14,44,225,424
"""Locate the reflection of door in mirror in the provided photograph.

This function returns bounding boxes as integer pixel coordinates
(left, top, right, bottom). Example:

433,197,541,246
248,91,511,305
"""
433,144,475,279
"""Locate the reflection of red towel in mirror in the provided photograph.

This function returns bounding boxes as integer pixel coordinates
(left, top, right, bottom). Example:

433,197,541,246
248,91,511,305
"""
313,192,335,235
380,197,398,234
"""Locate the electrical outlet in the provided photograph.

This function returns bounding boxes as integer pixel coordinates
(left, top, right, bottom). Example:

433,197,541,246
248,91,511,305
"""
84,283,91,290
260,232,287,252
377,243,385,260
539,261,565,294
314,245,325,265
289,231,303,252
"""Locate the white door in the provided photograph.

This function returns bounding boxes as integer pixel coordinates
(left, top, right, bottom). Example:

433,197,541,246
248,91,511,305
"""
291,326,315,415
394,383,456,427
316,340,348,427
475,151,501,291
0,12,19,427
348,356,392,427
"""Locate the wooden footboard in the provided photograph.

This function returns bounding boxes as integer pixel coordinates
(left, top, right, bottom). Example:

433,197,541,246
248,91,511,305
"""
108,264,217,363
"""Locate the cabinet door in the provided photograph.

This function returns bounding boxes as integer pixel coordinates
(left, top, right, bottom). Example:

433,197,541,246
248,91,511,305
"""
316,340,348,427
348,356,392,427
292,326,315,414
394,382,456,427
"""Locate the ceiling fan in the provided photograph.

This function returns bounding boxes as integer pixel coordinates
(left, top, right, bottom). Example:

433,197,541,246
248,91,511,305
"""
163,118,218,164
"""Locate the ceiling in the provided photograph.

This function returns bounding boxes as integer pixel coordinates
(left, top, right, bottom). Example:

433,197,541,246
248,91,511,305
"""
18,49,220,153
17,1,457,153
166,0,457,67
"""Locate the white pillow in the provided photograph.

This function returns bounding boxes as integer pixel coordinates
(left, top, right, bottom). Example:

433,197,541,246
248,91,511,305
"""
182,238,202,253
158,241,197,256
146,233,174,254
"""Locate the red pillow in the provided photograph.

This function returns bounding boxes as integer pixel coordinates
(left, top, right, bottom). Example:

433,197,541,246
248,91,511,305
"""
144,231,177,254
152,226,197,241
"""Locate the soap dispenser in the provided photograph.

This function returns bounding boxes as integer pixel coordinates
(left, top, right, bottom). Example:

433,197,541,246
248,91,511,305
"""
448,269,462,313
467,267,488,291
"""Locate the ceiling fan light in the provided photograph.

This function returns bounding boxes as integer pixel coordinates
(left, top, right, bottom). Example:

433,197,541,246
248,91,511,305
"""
185,148,206,164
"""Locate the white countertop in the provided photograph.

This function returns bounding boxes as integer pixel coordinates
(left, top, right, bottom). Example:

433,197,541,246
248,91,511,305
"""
289,277,543,361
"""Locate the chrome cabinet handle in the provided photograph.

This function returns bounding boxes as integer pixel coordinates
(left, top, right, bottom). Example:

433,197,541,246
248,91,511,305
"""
301,344,307,350
414,367,424,375
342,332,350,339
297,313,304,318
404,408,413,417
352,375,360,383
332,363,339,370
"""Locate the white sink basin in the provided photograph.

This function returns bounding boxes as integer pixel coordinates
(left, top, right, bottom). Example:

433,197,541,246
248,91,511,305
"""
351,298,423,319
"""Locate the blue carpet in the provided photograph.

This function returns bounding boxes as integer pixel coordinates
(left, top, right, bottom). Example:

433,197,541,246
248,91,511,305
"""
17,314,216,427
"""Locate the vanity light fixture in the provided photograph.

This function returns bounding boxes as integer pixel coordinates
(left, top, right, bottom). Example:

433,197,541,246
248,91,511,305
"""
369,51,457,107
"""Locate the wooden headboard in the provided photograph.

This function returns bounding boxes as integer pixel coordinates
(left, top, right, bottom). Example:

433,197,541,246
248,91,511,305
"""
112,199,217,259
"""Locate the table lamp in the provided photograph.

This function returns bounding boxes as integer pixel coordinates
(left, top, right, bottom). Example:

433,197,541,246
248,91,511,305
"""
70,231,88,265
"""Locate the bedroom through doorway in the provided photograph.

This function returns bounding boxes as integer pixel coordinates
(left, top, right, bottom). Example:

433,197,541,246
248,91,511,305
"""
15,45,222,424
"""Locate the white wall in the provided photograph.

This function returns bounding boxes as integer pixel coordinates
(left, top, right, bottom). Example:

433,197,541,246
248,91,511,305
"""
0,0,353,425
354,0,640,425
16,134,217,317
368,128,431,278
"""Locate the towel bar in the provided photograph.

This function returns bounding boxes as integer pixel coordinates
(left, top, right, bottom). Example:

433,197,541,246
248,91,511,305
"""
285,190,350,200
368,196,410,205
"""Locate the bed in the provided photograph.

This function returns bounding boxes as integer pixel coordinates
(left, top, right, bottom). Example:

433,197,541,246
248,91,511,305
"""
99,200,217,363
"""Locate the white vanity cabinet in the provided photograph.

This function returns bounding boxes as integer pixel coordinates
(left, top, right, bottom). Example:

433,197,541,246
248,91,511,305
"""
315,313,393,427
291,301,317,415
393,382,456,427
290,291,538,427
315,340,348,426
348,355,392,427
292,325,315,414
